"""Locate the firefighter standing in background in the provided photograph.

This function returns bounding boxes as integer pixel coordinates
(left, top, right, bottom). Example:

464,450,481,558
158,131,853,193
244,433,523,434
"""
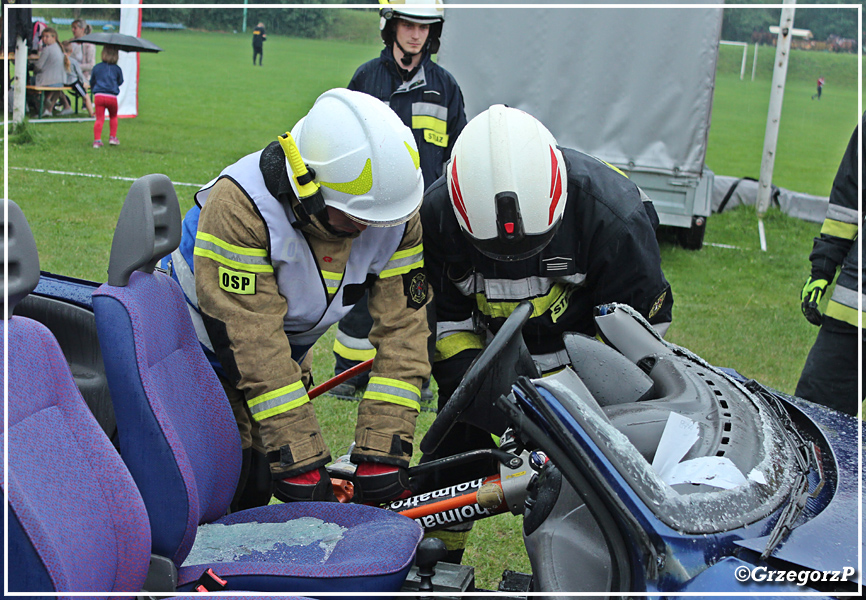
252,21,266,66
418,105,674,561
796,114,863,417
331,0,467,399
167,89,431,506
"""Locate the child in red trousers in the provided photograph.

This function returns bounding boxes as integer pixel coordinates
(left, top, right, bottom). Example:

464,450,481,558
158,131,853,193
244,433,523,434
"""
89,45,124,148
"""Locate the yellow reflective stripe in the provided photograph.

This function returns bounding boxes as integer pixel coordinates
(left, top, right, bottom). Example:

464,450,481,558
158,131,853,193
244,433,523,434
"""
475,282,567,320
825,299,861,327
380,244,424,278
364,376,421,411
321,159,373,196
435,331,484,362
405,141,420,169
820,219,858,240
411,115,447,134
322,269,343,294
334,338,377,362
248,381,309,421
194,232,273,273
601,159,628,178
196,232,269,257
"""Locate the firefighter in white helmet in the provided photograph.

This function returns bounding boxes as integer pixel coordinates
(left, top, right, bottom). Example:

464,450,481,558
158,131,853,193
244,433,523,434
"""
332,0,467,401
166,88,431,505
417,106,674,554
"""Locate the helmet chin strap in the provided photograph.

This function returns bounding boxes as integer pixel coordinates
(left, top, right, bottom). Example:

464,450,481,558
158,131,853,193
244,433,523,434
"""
395,40,420,67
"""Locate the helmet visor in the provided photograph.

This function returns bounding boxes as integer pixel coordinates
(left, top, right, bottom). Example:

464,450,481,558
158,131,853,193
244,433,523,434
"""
468,224,559,262
393,13,442,25
343,202,421,228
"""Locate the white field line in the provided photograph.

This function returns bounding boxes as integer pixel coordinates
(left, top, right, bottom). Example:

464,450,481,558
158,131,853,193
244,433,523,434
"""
9,166,204,188
705,242,742,250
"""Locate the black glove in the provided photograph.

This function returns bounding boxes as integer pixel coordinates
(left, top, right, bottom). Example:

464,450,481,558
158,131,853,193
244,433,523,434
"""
352,461,410,504
800,275,829,326
274,467,337,503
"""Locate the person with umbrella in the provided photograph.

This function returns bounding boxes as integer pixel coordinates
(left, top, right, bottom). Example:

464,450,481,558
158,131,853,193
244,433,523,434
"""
65,19,95,80
90,45,123,147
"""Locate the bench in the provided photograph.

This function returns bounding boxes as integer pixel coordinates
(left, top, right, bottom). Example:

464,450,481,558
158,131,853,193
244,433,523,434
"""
26,85,90,118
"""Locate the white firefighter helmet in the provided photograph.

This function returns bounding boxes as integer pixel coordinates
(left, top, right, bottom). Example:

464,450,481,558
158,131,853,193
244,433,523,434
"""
289,88,423,227
447,105,567,261
379,0,445,54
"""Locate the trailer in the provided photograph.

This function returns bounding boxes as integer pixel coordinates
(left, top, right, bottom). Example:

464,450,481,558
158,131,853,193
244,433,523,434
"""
438,0,723,249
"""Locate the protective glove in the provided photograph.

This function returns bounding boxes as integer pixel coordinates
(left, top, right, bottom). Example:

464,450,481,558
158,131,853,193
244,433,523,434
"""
352,461,410,504
274,466,337,503
800,276,829,326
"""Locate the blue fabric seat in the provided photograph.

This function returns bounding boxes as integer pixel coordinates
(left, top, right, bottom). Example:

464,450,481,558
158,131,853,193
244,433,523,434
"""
1,200,152,595
91,175,423,594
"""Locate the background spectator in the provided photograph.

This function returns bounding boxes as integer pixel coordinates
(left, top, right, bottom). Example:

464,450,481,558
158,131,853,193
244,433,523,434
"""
65,19,96,81
31,27,67,117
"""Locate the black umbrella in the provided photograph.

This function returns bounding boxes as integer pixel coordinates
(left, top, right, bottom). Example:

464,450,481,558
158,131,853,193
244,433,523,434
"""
75,32,163,53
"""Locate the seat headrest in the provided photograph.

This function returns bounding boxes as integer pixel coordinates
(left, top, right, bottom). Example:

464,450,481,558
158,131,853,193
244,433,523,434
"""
2,200,40,318
107,174,182,287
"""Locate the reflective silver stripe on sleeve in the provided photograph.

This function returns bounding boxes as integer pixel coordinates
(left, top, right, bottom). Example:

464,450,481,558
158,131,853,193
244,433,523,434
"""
366,380,422,405
248,383,309,420
382,245,424,274
436,318,476,341
454,272,482,296
825,204,859,224
830,284,861,310
194,238,272,268
336,329,375,351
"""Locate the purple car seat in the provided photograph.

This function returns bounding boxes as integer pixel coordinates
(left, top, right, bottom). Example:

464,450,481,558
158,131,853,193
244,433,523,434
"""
91,175,423,595
1,200,152,595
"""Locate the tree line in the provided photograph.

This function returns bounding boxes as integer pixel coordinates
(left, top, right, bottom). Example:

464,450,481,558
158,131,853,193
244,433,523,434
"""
722,0,860,44
40,0,864,43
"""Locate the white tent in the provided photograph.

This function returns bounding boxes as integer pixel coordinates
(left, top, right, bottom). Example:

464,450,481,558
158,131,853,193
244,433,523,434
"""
439,0,722,177
438,0,724,246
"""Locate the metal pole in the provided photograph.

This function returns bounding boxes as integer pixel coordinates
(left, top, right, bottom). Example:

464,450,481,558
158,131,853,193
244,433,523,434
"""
751,42,759,81
242,0,248,33
12,36,27,124
756,0,796,251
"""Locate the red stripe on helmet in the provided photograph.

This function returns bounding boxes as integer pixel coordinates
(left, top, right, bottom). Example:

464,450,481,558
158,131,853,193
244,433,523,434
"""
450,158,473,234
548,146,563,225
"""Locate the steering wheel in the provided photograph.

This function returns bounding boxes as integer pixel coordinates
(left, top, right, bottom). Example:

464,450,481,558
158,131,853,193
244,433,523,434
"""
420,301,539,454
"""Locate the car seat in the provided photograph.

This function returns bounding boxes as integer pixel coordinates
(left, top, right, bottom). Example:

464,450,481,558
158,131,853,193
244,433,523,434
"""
90,175,423,595
1,199,152,595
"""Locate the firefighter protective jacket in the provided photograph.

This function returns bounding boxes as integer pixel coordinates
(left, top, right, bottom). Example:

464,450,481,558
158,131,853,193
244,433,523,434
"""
423,146,674,376
169,142,431,477
348,46,467,188
808,115,864,329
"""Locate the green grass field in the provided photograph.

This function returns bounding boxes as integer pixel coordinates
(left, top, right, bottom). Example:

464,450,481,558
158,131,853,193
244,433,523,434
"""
3,12,861,590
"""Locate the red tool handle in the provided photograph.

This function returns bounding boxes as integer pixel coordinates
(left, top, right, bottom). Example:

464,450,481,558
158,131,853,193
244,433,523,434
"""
308,358,374,399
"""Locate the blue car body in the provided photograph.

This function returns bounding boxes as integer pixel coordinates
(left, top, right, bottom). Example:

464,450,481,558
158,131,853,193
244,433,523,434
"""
19,273,865,597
